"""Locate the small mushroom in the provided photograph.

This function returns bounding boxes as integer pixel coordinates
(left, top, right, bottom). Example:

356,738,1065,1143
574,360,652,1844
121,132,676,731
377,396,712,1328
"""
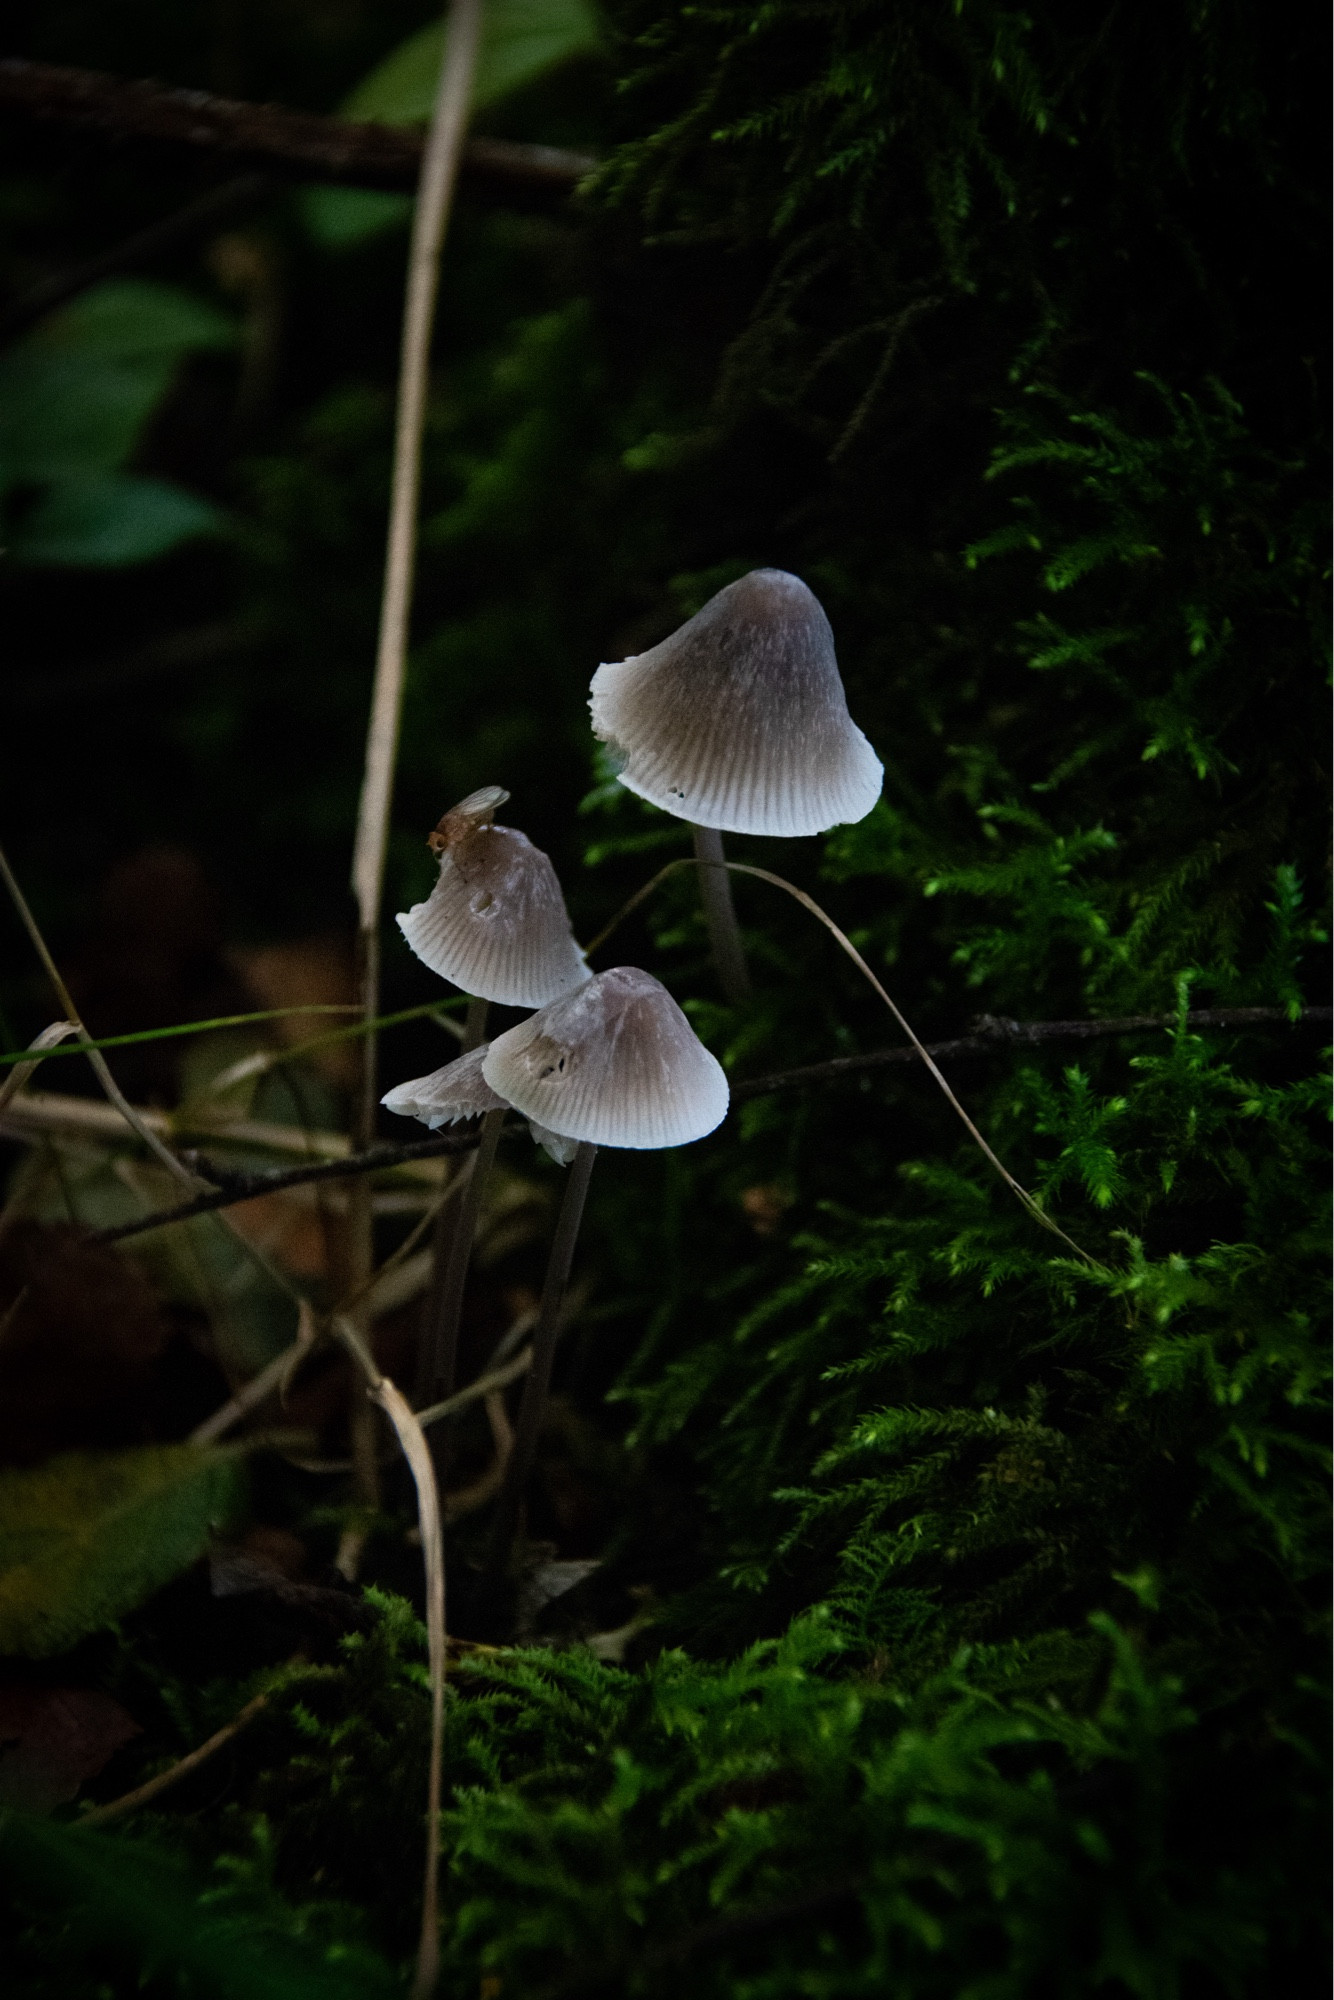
397,786,589,1008
480,968,727,1583
589,570,882,1001
382,1045,576,1169
381,1040,511,1419
481,965,728,1151
590,569,882,835
381,1045,506,1130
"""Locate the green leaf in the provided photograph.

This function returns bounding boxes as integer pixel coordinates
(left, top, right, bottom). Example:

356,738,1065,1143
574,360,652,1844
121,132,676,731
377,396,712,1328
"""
297,186,414,249
0,1444,243,1657
0,281,234,487
345,0,600,125
302,0,601,246
9,474,223,566
0,1814,396,1998
49,279,234,362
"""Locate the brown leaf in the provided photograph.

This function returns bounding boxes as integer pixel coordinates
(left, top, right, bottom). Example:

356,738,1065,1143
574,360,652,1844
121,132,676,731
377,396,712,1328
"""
0,1223,169,1466
0,1686,140,1812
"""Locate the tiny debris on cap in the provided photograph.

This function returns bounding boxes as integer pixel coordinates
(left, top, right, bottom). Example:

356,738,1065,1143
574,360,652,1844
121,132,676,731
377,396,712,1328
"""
381,1044,508,1128
398,793,589,1008
482,966,729,1150
589,569,883,838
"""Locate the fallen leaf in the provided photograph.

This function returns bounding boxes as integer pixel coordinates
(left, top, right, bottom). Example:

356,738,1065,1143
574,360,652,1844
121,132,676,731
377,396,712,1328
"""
0,1686,140,1811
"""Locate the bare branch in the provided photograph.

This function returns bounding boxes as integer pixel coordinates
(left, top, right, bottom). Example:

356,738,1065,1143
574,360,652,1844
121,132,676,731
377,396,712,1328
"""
733,1005,1332,1099
81,1692,269,1826
0,59,595,195
90,1130,481,1242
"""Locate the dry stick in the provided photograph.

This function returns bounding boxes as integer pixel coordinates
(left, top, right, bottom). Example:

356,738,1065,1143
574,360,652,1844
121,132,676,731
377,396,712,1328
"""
418,1343,533,1431
344,0,483,1583
734,1005,1334,1098
0,57,594,196
329,1318,447,2000
693,825,751,1003
81,1692,270,1826
71,999,1328,1249
484,1140,598,1578
93,1128,479,1243
190,1168,478,1449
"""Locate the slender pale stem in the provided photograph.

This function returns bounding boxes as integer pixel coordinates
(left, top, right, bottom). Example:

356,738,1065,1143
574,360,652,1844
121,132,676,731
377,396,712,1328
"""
344,0,483,1586
484,1140,598,1578
419,1105,504,1429
415,995,493,1409
692,825,751,1003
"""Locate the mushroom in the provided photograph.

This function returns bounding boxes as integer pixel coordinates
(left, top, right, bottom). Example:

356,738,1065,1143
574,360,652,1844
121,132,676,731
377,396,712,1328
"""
589,569,882,1001
396,785,589,1009
381,1044,506,1129
479,967,727,1577
481,964,729,1151
394,787,587,1417
382,1042,511,1421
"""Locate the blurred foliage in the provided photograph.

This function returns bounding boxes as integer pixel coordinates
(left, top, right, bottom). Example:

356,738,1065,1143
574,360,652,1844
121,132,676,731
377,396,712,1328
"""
0,1444,243,1657
0,0,1326,1995
0,279,232,563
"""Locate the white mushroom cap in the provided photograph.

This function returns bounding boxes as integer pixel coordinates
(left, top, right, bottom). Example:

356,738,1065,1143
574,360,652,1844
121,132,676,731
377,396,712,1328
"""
589,569,883,838
396,787,589,1007
482,966,728,1150
381,1044,508,1129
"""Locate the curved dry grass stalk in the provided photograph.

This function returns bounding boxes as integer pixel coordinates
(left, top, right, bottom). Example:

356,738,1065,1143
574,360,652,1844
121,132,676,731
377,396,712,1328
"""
586,854,1096,1265
345,0,484,1587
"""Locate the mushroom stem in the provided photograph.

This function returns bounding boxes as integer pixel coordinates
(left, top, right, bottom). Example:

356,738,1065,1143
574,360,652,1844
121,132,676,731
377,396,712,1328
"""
418,1105,504,1432
692,825,751,1004
483,1139,598,1579
414,995,498,1417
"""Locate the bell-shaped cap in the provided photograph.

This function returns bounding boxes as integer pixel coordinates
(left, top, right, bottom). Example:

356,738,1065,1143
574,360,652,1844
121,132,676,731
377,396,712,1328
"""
381,1044,508,1130
482,966,728,1150
589,569,882,838
397,787,589,1007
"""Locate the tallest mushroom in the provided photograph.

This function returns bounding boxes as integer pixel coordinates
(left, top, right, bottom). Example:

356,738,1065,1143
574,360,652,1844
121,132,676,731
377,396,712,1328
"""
589,569,883,1001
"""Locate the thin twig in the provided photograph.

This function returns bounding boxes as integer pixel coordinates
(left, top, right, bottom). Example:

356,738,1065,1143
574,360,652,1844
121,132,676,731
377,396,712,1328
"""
0,59,595,195
418,1343,533,1429
734,1005,1334,1097
89,1130,480,1242
81,1693,269,1825
443,1391,513,1521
